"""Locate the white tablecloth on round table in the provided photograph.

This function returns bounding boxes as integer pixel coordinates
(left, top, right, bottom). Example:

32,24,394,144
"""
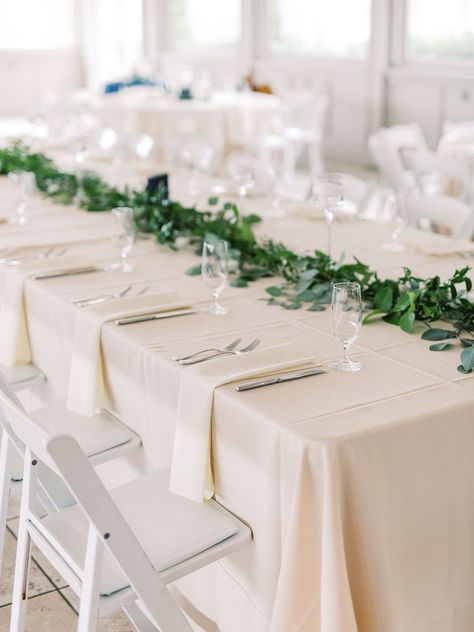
0,175,473,632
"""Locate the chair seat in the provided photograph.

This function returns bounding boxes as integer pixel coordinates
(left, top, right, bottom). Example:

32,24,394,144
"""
0,364,44,391
31,405,138,462
40,469,243,596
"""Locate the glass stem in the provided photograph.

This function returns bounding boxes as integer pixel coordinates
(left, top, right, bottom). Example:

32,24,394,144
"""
326,210,333,258
343,343,350,362
212,290,220,309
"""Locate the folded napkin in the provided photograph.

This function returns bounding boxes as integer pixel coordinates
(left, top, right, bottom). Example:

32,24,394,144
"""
0,256,88,367
411,241,474,257
169,343,314,503
67,291,186,417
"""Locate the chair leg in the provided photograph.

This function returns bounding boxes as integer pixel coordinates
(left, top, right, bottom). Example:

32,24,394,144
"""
0,435,13,576
10,527,31,632
77,525,103,632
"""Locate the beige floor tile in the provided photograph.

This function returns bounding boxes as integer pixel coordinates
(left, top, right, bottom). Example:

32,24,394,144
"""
7,519,67,589
0,591,77,631
60,588,135,631
0,528,56,607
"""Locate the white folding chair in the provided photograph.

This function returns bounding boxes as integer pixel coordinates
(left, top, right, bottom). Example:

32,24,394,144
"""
368,123,429,192
0,364,44,393
0,376,141,585
405,193,474,240
0,378,251,632
260,93,329,183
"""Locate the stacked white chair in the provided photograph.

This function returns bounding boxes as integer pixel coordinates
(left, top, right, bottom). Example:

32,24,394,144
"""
0,374,251,631
368,123,430,192
260,93,330,184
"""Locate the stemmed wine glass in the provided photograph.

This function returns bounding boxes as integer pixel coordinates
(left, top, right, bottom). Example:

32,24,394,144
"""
110,207,136,273
381,189,406,252
201,239,229,315
329,282,362,372
311,173,344,258
9,171,36,225
226,155,256,212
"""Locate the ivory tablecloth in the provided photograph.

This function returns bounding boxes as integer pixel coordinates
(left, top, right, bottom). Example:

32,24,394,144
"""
1,175,473,632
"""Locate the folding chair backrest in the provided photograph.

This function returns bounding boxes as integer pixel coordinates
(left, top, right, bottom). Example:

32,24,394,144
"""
44,434,191,630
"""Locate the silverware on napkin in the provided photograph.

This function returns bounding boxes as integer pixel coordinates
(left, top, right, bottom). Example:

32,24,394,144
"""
33,266,99,280
116,308,197,325
235,367,326,391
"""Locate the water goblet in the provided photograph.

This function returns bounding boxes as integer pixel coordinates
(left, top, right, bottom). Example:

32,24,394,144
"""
10,171,36,225
110,207,136,273
329,282,362,372
311,173,344,258
201,239,229,315
381,189,406,252
226,156,256,212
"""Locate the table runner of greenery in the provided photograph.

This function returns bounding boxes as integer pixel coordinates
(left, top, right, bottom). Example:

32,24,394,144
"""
0,142,473,373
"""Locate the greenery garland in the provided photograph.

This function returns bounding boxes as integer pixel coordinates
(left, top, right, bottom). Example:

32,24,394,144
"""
1,141,473,373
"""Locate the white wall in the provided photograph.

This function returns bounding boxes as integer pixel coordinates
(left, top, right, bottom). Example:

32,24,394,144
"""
0,50,83,116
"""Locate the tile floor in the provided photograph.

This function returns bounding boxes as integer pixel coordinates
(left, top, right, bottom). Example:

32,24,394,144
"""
0,496,134,631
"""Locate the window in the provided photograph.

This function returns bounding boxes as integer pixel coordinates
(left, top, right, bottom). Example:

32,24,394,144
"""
171,0,241,51
406,0,474,62
93,0,144,83
268,0,371,58
0,0,76,49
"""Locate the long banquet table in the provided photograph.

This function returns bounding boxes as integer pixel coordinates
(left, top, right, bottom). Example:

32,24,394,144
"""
1,175,474,632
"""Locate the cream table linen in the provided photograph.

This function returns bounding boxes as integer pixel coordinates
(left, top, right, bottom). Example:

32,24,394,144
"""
2,175,474,631
67,291,185,416
170,343,314,502
0,256,90,367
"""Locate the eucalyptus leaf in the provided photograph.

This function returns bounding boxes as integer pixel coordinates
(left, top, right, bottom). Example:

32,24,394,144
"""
185,264,201,276
421,328,457,341
429,342,453,352
460,345,474,372
374,286,393,311
230,277,248,288
266,286,284,297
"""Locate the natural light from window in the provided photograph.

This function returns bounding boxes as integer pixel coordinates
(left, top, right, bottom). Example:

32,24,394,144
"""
0,0,75,49
406,0,474,61
171,0,241,50
268,0,371,58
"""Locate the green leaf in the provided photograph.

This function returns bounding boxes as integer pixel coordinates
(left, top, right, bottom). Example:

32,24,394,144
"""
207,196,219,206
299,269,317,281
362,308,388,324
185,264,201,276
307,303,326,312
281,302,302,310
394,293,411,311
457,364,472,374
460,345,474,372
460,338,474,348
429,342,453,351
295,289,317,302
266,286,284,297
374,286,393,311
399,310,415,333
230,277,248,288
421,328,457,341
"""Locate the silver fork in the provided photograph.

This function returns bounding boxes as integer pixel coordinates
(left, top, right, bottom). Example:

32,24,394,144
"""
73,285,132,307
172,338,242,362
179,338,261,365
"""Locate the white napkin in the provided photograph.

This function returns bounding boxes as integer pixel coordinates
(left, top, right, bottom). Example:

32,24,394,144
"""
0,256,88,367
169,343,314,503
67,291,186,417
411,240,474,257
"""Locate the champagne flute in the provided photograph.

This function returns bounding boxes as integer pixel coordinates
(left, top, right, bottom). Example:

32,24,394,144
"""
201,240,229,315
226,156,256,213
311,173,344,258
10,171,36,225
110,207,136,273
329,282,362,372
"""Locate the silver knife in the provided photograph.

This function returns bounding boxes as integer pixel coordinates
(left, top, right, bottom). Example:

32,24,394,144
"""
34,266,99,279
116,308,197,325
236,367,326,391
